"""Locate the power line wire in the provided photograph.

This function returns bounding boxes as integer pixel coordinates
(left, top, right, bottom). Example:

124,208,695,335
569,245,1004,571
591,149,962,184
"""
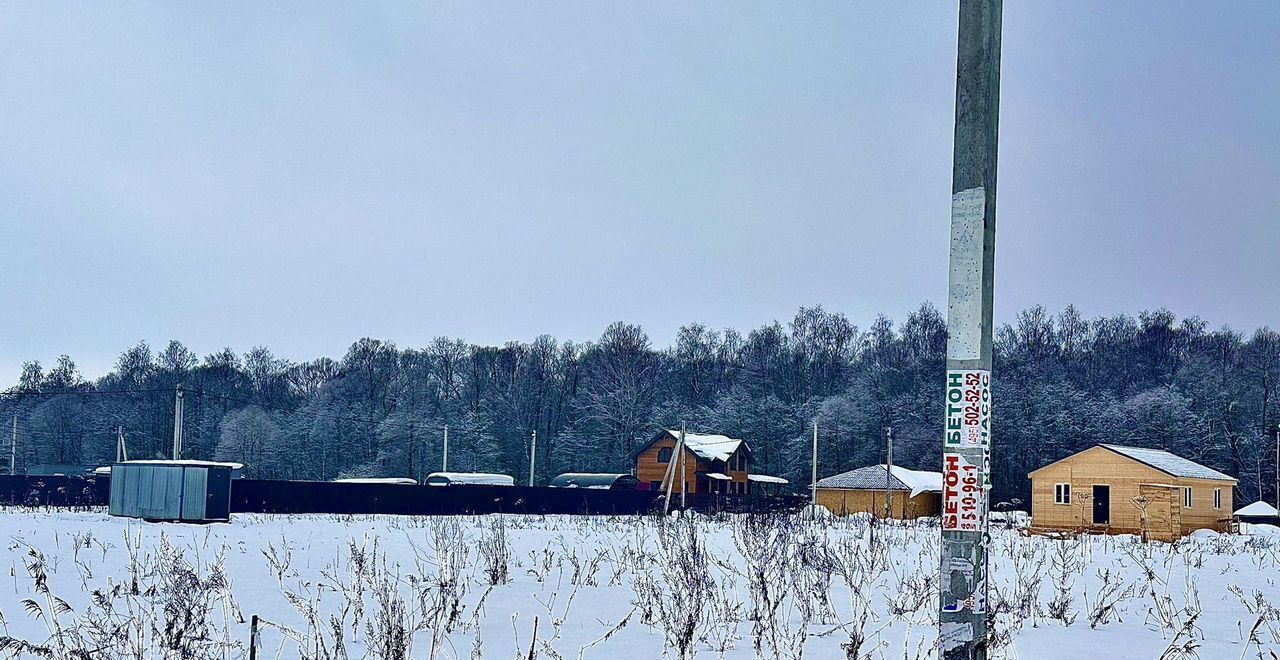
0,388,173,401
9,425,119,440
195,389,432,433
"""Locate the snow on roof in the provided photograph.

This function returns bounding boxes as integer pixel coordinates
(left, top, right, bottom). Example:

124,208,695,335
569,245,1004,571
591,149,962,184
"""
1100,445,1236,482
704,472,732,481
548,473,638,489
816,465,943,498
424,472,515,486
747,474,788,484
116,460,244,470
334,478,418,485
664,430,744,463
1235,501,1279,517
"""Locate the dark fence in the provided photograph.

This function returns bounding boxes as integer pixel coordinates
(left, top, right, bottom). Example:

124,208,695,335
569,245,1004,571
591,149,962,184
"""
231,479,667,516
0,475,806,517
0,475,108,507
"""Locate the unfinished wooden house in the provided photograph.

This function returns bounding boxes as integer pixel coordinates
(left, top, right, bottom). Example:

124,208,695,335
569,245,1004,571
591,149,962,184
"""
1028,444,1235,541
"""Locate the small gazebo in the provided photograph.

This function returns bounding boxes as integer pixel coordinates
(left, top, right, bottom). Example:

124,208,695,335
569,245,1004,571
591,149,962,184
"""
1234,501,1279,526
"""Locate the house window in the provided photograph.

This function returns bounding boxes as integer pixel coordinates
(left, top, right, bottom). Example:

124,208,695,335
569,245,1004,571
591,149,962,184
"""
657,447,673,463
1213,488,1222,509
1054,483,1071,505
1183,487,1193,508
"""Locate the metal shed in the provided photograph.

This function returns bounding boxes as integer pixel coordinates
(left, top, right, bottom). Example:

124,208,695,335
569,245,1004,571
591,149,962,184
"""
108,460,235,522
548,473,640,490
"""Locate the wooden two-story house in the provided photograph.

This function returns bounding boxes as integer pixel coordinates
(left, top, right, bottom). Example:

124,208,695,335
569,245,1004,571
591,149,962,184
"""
634,429,759,495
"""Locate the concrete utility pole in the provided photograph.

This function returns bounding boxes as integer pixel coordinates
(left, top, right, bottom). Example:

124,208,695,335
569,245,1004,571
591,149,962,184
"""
172,384,185,460
680,436,687,509
442,425,449,472
940,1,1001,658
885,426,894,519
116,426,128,463
810,420,819,507
662,425,687,515
529,430,537,486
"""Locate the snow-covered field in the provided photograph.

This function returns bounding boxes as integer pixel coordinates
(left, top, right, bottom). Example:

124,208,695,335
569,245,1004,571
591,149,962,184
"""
1,509,1278,659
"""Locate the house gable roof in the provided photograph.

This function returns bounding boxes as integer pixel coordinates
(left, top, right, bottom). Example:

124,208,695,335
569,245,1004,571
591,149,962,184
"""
1098,444,1235,482
1028,444,1236,483
635,430,750,463
816,465,942,498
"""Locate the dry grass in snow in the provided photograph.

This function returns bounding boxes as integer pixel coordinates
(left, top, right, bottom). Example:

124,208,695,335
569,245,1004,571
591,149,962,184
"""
0,509,1278,659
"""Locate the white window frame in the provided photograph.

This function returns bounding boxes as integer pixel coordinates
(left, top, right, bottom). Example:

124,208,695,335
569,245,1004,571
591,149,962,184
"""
1213,488,1222,509
1054,483,1071,505
1183,487,1193,508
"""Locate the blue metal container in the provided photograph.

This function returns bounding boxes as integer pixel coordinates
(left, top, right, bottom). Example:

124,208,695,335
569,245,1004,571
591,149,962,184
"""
108,461,233,522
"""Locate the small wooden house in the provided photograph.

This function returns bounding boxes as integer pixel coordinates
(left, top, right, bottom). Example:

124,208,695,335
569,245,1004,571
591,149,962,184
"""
1028,444,1236,541
814,465,942,519
634,430,780,495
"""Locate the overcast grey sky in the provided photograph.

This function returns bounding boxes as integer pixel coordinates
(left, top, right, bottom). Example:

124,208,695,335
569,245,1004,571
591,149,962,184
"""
1,2,1277,386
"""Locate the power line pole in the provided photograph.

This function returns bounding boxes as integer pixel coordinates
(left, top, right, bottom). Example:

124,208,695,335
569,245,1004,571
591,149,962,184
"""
9,415,16,475
680,435,687,509
663,425,687,515
442,425,449,472
885,426,894,519
810,420,819,507
529,430,537,486
116,426,129,463
940,1,1001,658
172,384,186,460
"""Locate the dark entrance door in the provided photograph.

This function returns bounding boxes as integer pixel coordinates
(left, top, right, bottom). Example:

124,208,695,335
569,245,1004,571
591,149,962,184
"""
1092,485,1111,525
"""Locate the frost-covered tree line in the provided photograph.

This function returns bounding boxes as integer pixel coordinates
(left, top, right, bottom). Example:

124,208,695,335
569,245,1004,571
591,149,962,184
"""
2,304,1278,506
